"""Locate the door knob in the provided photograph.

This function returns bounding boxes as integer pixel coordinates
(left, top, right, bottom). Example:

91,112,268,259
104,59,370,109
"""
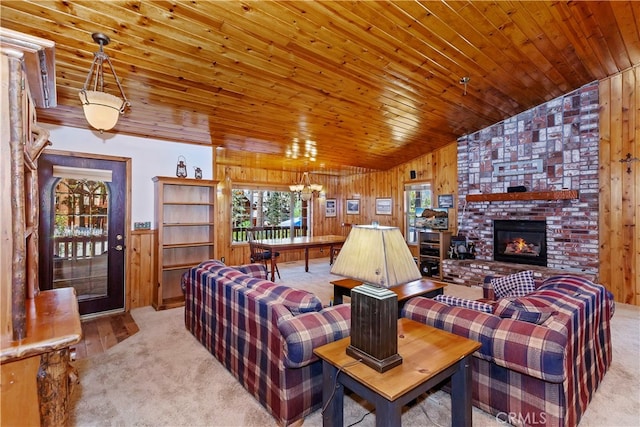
113,244,124,251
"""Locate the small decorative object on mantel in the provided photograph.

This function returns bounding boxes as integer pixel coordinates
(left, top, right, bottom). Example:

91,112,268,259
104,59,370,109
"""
194,167,203,179
176,155,187,178
507,186,527,193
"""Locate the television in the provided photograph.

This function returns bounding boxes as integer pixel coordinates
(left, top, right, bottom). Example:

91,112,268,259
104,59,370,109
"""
415,207,449,230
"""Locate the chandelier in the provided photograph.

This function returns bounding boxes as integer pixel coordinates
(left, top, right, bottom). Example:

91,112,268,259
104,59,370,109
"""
289,172,323,201
78,32,130,132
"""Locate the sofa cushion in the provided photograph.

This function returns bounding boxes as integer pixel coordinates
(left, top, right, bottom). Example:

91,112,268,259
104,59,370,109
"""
247,281,323,315
402,297,500,362
491,270,536,298
278,304,351,368
233,263,268,280
434,294,494,313
196,259,226,271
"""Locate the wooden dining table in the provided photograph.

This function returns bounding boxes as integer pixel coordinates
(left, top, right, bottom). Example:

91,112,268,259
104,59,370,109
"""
251,235,346,281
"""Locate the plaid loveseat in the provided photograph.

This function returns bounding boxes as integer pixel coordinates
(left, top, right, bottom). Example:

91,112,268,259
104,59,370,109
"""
402,275,614,427
182,260,351,426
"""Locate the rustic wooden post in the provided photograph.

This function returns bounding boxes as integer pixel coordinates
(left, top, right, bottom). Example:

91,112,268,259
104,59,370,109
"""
38,348,76,426
8,55,26,340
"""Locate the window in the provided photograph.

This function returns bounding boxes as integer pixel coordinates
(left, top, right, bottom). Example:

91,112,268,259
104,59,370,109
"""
231,187,309,242
405,183,432,244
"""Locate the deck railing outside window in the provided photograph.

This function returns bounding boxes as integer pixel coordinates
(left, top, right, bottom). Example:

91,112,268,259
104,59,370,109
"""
232,225,307,242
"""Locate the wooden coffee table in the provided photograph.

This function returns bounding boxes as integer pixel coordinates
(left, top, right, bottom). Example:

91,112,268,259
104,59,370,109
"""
314,318,481,427
331,278,446,312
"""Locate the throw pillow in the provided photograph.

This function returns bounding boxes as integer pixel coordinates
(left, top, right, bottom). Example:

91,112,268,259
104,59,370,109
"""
491,270,536,299
434,294,494,313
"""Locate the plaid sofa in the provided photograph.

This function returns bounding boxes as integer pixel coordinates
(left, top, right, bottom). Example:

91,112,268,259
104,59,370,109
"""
402,275,614,427
181,260,351,426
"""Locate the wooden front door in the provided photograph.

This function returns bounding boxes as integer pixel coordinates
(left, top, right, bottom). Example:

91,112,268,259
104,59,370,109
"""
38,152,128,316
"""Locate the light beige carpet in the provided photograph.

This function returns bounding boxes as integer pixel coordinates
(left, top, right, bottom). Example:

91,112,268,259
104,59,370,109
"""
70,258,640,426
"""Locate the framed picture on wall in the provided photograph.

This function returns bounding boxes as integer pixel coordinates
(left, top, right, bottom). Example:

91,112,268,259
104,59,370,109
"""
346,199,360,215
325,199,337,217
438,194,454,209
375,198,392,215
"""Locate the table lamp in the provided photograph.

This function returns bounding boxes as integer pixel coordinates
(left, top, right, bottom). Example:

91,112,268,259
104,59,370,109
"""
330,225,421,372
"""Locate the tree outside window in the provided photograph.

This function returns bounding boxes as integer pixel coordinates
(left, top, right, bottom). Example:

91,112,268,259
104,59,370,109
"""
231,188,309,242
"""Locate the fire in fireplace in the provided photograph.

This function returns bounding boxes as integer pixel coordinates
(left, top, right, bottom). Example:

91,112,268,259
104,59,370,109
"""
493,220,547,266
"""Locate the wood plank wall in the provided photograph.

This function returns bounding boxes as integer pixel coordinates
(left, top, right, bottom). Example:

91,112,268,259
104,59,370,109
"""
127,230,155,309
126,143,462,307
598,65,639,306
128,67,639,308
212,143,459,266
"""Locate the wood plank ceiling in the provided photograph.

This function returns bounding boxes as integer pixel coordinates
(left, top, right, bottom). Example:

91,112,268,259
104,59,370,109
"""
1,1,639,175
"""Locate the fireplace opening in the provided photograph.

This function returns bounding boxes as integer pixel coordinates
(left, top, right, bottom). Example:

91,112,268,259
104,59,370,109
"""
493,220,547,266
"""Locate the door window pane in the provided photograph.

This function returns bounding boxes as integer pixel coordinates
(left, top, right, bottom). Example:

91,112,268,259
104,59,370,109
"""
53,178,109,300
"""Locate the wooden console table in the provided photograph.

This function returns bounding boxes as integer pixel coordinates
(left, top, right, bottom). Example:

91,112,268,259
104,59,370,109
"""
331,278,446,312
1,288,82,426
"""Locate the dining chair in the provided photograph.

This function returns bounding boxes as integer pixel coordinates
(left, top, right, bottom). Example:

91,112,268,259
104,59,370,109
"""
248,233,281,280
330,223,354,265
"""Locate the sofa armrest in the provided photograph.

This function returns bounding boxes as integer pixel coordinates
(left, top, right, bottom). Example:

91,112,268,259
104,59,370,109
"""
482,276,496,300
277,304,351,368
492,317,567,383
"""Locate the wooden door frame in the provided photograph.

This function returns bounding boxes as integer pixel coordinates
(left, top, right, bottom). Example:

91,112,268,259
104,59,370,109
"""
41,149,132,312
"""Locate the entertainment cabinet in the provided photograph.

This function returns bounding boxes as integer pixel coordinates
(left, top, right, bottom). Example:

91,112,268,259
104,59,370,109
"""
418,231,451,281
153,176,218,310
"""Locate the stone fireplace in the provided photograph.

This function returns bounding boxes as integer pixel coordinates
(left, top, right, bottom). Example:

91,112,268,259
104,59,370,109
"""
493,220,547,267
454,81,600,277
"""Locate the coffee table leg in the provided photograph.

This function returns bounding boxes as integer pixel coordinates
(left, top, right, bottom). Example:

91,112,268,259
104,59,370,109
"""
333,286,348,305
450,355,473,427
375,400,402,427
322,361,343,427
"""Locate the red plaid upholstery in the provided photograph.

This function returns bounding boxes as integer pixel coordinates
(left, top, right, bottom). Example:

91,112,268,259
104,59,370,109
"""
403,275,613,427
182,260,351,425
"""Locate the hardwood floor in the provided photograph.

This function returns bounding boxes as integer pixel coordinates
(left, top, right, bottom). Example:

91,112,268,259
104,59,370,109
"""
73,312,139,360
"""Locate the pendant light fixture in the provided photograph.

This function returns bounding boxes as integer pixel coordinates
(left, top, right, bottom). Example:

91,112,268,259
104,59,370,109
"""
79,32,130,132
289,172,323,201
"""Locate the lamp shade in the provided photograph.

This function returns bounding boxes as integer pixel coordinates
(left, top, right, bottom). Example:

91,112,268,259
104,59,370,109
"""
301,187,312,201
330,225,421,288
79,90,126,131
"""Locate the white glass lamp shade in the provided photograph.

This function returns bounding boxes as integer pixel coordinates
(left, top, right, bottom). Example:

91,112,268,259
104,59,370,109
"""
289,184,304,192
310,183,323,192
79,90,125,131
301,186,312,201
330,225,421,288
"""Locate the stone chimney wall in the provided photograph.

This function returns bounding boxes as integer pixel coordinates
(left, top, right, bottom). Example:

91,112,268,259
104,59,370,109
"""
456,81,600,275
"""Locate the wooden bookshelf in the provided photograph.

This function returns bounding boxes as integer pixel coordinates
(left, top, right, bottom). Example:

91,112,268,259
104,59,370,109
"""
465,190,578,202
153,177,218,310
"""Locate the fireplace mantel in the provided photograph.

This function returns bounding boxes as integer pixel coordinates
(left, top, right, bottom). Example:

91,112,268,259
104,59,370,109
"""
465,190,579,202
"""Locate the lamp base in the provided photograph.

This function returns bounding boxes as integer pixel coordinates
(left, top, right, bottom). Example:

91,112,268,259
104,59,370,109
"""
346,343,402,373
349,284,402,373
